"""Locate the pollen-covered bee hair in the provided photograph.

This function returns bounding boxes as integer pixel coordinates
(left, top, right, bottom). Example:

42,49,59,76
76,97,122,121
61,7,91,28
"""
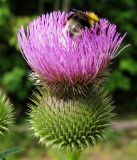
64,9,102,37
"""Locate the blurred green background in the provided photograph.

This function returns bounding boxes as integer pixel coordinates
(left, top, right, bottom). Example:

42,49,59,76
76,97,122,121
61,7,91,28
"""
0,0,137,159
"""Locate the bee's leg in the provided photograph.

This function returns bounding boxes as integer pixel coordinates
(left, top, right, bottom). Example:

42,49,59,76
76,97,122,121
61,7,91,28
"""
96,21,102,35
72,9,84,14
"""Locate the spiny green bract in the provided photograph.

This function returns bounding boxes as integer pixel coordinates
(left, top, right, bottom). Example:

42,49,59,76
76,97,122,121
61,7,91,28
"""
0,89,14,136
29,86,114,150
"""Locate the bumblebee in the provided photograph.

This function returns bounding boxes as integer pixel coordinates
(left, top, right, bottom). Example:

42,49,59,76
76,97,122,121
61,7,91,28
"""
64,9,101,37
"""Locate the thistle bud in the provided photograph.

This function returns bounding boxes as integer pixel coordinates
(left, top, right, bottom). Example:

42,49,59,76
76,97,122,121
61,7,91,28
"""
0,89,14,136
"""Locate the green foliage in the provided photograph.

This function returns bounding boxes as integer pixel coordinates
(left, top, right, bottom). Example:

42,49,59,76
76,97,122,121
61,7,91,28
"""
1,67,32,100
107,70,131,92
0,0,33,106
0,89,14,136
29,86,113,150
120,59,137,75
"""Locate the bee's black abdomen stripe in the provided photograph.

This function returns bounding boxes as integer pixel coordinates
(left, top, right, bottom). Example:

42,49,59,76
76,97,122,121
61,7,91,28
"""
73,15,91,28
67,13,75,21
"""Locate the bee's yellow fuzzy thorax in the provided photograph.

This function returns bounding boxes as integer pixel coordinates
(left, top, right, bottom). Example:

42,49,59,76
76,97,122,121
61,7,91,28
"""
88,12,99,26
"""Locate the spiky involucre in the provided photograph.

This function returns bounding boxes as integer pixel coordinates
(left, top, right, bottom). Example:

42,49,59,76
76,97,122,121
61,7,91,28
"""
29,86,114,150
0,89,14,136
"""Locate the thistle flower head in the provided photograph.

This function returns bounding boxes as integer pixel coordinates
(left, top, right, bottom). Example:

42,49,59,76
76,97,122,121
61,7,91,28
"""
18,11,126,97
0,89,14,136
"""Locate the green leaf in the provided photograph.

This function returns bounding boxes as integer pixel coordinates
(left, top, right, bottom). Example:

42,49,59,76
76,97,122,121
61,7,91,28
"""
120,59,137,75
0,147,24,159
107,71,131,92
1,67,25,93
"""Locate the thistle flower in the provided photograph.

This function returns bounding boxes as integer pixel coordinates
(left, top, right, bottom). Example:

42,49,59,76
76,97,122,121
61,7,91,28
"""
17,11,126,98
0,89,14,136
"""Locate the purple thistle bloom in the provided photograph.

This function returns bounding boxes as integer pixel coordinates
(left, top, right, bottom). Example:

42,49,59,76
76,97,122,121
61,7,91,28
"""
18,11,126,97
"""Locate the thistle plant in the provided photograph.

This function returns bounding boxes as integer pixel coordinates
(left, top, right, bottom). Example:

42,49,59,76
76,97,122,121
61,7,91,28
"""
0,89,14,136
17,11,127,151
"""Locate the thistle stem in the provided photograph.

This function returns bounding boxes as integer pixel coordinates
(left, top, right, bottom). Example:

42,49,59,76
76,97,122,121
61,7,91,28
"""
64,151,81,160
